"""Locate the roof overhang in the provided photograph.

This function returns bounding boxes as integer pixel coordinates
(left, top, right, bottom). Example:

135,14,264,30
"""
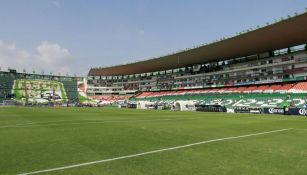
89,12,307,76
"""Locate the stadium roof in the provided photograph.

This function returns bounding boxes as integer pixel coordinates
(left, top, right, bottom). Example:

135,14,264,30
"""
89,12,307,76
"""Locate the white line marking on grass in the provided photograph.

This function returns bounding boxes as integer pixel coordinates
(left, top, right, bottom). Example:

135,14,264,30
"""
0,117,200,129
17,128,292,175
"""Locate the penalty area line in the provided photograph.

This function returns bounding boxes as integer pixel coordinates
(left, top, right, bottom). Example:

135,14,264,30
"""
17,128,292,175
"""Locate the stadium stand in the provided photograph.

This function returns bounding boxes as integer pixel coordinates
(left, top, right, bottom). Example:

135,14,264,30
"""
129,82,307,109
135,94,305,109
2,12,307,114
0,69,81,105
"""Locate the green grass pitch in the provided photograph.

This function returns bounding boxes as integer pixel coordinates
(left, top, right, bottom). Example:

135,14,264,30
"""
0,107,307,175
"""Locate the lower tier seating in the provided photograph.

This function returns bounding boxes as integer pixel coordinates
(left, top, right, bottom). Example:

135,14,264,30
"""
132,93,307,108
132,82,307,109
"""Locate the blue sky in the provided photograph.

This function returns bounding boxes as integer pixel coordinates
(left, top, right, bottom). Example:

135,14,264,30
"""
0,0,306,76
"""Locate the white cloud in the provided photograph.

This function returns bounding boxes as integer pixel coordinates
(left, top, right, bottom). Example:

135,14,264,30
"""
0,40,76,75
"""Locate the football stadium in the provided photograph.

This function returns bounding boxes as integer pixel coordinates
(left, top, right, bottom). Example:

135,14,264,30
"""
1,3,307,175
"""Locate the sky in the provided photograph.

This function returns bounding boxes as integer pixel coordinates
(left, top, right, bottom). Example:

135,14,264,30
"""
0,0,306,76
